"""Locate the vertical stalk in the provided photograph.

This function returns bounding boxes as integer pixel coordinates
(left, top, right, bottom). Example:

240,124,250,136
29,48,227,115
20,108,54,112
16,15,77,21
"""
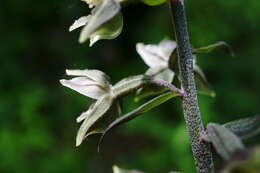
168,0,214,172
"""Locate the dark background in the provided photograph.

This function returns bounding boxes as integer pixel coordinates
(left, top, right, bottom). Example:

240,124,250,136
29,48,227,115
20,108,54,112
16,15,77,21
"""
0,0,260,172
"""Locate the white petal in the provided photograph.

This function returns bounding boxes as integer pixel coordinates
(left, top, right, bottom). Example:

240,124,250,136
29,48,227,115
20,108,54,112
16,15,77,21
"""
60,77,107,99
69,16,91,32
136,40,177,68
66,69,111,88
159,40,177,59
136,43,168,68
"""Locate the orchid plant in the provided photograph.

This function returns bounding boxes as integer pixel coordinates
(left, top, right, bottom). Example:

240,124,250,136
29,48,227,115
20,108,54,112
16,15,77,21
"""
60,0,260,172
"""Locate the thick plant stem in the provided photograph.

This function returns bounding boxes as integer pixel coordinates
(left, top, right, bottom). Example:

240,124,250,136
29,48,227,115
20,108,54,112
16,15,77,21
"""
168,0,214,172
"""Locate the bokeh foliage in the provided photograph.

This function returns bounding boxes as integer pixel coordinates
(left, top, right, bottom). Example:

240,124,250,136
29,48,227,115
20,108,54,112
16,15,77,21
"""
0,0,260,173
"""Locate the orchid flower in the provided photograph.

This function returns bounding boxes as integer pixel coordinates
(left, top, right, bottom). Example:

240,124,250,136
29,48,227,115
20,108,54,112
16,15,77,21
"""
135,40,177,100
60,69,117,146
60,68,184,146
60,69,155,146
136,40,215,100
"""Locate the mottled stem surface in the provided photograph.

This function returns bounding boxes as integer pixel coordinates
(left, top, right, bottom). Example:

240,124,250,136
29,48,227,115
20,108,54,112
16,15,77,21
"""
168,0,214,172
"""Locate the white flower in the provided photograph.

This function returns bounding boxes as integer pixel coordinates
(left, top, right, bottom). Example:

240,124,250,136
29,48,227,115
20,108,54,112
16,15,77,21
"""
136,40,177,82
136,40,216,98
135,40,177,99
60,69,116,146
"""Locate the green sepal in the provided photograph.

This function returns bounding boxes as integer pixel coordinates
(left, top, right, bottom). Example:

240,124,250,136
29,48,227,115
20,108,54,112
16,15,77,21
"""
90,13,123,46
79,0,121,43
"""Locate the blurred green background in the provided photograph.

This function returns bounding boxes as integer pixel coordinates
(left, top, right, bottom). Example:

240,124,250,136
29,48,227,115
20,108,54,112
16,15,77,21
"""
1,0,260,173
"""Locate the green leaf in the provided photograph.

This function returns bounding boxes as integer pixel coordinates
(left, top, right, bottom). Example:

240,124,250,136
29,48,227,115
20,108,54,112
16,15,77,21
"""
142,0,166,6
76,94,113,146
192,41,234,56
113,165,144,173
79,0,121,43
90,13,123,46
223,114,260,140
194,65,216,97
207,123,245,160
99,91,179,147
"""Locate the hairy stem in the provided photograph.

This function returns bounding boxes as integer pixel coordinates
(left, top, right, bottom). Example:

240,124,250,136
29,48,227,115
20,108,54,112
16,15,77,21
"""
168,0,214,172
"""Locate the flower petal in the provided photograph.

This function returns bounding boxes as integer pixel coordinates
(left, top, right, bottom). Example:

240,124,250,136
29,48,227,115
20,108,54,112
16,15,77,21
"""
159,40,177,59
69,16,91,32
66,69,111,88
136,40,177,68
60,77,107,99
136,43,168,68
